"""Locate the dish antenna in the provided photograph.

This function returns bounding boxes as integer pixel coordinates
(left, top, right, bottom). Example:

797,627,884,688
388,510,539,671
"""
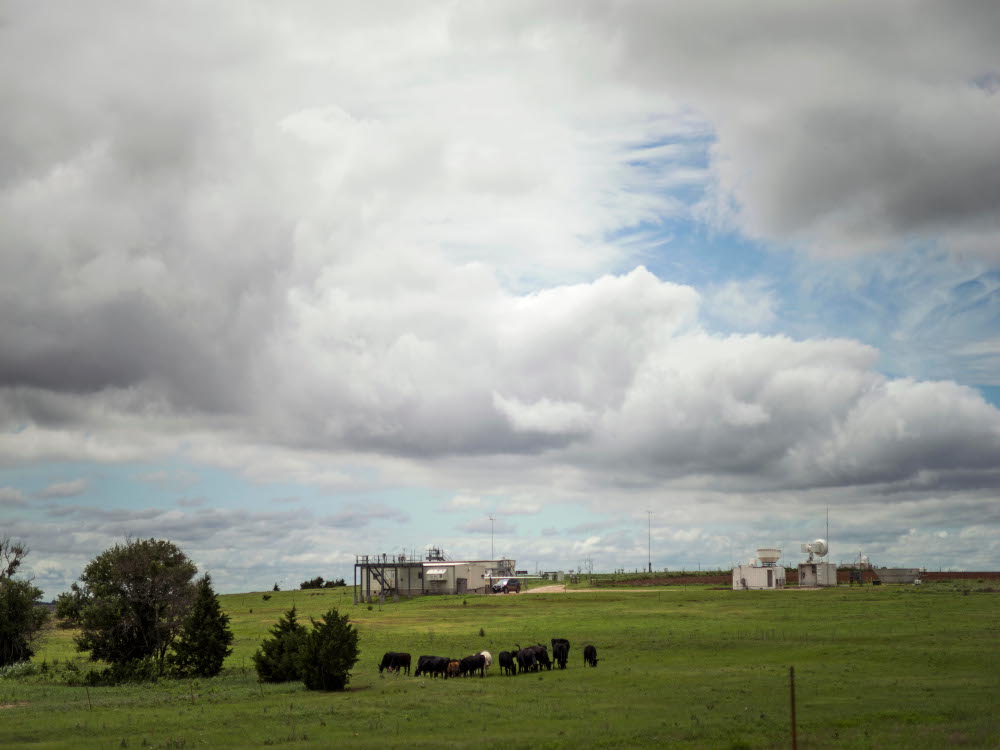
800,539,828,562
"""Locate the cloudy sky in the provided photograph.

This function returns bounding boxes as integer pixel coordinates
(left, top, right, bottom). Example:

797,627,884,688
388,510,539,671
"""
3,2,1000,598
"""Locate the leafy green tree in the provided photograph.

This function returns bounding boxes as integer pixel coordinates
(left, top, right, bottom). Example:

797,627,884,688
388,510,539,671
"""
54,582,87,628
74,538,197,672
0,539,48,667
253,606,307,682
169,573,233,677
298,607,359,691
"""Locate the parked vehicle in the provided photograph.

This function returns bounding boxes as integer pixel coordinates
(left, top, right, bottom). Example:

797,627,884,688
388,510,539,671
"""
492,577,521,593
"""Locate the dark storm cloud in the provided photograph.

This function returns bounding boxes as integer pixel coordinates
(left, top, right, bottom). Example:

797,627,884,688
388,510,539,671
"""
561,0,1000,255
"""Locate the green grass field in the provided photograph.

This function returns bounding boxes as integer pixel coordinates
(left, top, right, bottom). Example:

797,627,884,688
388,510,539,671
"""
2,583,998,749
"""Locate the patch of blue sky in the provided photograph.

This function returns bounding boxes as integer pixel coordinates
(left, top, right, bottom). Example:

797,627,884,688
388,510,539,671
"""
0,460,100,502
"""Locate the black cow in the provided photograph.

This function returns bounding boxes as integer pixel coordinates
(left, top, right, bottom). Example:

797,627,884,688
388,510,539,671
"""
415,655,449,678
498,650,515,676
378,652,396,673
394,652,411,675
583,644,598,667
378,651,411,675
459,653,486,678
530,643,552,671
515,647,536,674
551,638,570,669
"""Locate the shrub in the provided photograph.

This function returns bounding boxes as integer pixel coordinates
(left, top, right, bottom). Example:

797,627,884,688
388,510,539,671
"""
253,606,307,683
74,538,197,672
81,657,160,686
169,574,234,678
0,578,48,667
0,660,39,679
298,608,359,691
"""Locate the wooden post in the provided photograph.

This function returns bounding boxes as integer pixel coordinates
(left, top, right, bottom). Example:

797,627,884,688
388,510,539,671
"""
790,666,798,750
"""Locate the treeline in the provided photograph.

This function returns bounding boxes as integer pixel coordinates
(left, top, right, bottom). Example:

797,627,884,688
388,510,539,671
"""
3,536,359,691
300,576,347,590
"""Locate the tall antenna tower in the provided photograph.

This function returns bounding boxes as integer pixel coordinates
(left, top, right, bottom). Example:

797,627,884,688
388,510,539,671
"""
647,510,653,573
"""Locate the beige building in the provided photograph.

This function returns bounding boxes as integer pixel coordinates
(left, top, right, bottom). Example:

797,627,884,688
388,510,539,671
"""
354,551,515,601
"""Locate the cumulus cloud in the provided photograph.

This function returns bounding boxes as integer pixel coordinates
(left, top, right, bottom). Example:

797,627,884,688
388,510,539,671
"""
33,478,88,499
2,3,1000,585
0,486,25,507
571,0,1000,257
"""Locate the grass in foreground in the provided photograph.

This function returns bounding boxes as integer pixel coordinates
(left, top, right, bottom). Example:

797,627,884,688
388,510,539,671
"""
1,584,998,749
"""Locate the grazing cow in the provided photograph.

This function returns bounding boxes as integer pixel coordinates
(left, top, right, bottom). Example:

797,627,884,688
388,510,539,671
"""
378,651,411,674
446,660,461,679
459,653,486,678
498,650,515,676
529,643,552,671
392,652,411,675
415,655,449,678
515,647,537,674
583,644,598,667
551,638,570,669
479,650,493,675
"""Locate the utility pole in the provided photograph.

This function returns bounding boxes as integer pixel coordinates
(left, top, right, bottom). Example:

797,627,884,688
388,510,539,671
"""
489,515,495,559
647,510,652,573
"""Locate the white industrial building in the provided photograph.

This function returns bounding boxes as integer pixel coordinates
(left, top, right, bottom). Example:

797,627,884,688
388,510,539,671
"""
732,548,787,590
797,539,836,587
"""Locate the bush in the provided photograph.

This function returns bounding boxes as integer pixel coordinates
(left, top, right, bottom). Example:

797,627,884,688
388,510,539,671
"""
81,657,160,686
169,574,234,678
74,538,197,672
298,608,359,691
0,578,48,667
0,660,39,679
1,538,48,666
253,606,307,683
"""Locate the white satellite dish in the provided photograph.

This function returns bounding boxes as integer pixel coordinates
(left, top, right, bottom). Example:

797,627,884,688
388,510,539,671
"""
800,539,828,560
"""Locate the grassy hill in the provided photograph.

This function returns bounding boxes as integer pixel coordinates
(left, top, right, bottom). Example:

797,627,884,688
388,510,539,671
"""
2,583,998,748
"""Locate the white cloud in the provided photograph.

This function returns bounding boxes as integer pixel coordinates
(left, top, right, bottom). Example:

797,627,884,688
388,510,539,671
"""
0,486,25,506
705,279,778,331
2,3,999,582
33,478,88,499
441,494,483,512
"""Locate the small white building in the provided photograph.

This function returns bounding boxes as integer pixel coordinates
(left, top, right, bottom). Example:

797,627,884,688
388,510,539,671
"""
797,539,836,587
798,561,837,587
732,548,787,590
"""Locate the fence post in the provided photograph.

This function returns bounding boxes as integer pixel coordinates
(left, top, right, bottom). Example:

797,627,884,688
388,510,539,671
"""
789,666,797,750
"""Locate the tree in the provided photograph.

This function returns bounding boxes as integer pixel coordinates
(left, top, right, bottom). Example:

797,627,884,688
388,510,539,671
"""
74,538,197,672
54,582,87,628
298,608,359,691
1,537,28,580
169,573,233,677
0,539,48,667
300,576,325,590
253,606,307,683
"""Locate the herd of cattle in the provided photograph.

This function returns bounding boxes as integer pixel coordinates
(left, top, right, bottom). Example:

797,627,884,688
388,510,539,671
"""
378,639,599,678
